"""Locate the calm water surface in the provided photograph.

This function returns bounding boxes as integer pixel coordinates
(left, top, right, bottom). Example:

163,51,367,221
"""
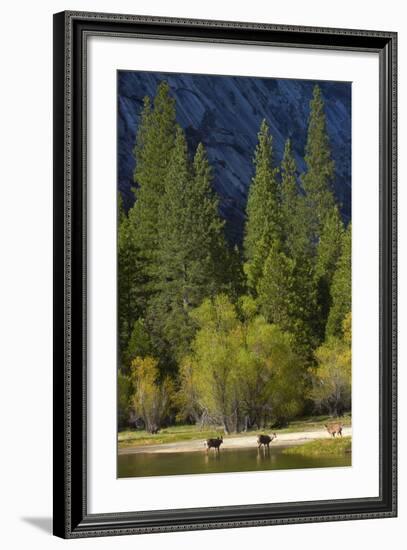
118,446,351,478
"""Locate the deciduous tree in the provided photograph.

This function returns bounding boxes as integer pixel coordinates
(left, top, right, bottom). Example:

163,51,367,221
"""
130,356,174,432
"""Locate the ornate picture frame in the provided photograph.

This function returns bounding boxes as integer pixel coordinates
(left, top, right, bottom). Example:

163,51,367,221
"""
53,11,397,538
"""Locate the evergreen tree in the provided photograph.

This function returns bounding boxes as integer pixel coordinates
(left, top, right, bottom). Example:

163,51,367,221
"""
116,79,352,434
280,138,298,252
117,194,146,367
302,85,336,242
314,206,345,340
326,223,351,338
257,241,295,329
257,241,317,356
226,244,247,302
280,138,311,259
124,318,153,367
130,81,177,289
243,119,280,292
254,139,318,356
188,142,228,295
150,132,229,360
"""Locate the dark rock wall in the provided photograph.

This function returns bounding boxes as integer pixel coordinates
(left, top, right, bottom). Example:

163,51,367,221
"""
118,71,351,243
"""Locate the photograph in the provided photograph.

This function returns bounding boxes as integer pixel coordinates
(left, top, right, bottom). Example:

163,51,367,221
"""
0,0,401,546
51,8,397,538
116,71,352,478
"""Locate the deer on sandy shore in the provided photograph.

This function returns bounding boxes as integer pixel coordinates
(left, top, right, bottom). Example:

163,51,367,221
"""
257,433,277,449
324,423,344,437
205,436,223,452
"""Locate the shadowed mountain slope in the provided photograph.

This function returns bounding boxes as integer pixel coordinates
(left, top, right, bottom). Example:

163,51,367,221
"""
118,71,351,243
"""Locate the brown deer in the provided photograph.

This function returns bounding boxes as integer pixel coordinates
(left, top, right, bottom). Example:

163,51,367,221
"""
257,433,277,449
324,423,344,437
205,436,223,452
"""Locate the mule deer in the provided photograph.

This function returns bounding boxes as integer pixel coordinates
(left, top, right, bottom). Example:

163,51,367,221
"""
257,433,277,449
205,436,223,452
324,423,343,437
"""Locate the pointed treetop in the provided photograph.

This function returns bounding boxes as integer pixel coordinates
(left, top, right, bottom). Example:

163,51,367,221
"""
254,119,273,170
304,85,334,182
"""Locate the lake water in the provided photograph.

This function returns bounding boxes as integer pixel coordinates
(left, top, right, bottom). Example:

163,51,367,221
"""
117,446,351,478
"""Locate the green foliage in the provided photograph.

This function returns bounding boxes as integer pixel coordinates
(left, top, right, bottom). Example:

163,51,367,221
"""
181,295,306,432
188,295,242,432
124,318,152,367
117,80,352,435
257,241,296,327
241,316,306,424
130,81,177,290
281,139,301,255
133,82,177,199
149,126,194,358
119,82,178,371
118,424,227,448
117,195,146,362
283,436,351,457
244,120,281,292
118,369,132,429
149,131,230,360
314,206,345,340
326,224,351,338
176,356,203,423
280,139,313,261
256,242,316,356
302,85,336,239
309,313,352,416
255,138,317,356
224,244,247,302
298,87,345,345
237,294,258,321
130,356,174,432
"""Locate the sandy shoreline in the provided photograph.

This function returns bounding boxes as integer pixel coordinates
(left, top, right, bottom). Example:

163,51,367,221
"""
119,427,352,455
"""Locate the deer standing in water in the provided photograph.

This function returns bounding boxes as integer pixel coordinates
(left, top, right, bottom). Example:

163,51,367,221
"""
257,433,277,449
205,436,223,452
324,423,344,437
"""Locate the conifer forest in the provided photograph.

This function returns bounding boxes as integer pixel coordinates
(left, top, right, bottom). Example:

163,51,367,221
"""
117,74,352,442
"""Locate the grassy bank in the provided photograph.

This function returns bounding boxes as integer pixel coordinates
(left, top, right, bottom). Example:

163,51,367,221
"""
275,413,351,434
118,414,352,449
118,425,226,448
282,436,352,457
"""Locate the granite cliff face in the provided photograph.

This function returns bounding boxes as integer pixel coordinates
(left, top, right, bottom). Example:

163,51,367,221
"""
118,71,351,242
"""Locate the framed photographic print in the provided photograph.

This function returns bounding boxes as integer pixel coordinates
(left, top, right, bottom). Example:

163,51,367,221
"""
53,11,397,538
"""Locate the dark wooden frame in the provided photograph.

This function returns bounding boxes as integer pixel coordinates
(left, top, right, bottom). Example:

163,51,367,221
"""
53,10,397,538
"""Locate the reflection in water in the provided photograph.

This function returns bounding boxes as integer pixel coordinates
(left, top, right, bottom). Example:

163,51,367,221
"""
118,446,351,478
256,446,272,465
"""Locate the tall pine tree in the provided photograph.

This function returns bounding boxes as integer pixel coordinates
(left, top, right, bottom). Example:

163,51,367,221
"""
130,81,177,290
257,242,296,329
281,138,298,248
314,205,345,341
118,194,147,369
325,223,351,338
255,138,318,357
302,85,336,242
243,119,280,292
280,138,311,260
150,131,230,360
122,81,178,372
